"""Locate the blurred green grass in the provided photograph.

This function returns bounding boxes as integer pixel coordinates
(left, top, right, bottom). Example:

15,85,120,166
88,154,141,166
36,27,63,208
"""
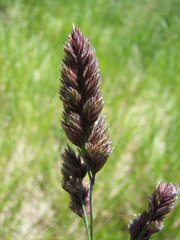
0,0,180,239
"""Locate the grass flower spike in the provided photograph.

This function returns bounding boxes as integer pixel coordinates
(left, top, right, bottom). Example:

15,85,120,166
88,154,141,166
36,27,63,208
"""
60,24,112,239
129,182,179,240
61,146,89,217
60,25,178,240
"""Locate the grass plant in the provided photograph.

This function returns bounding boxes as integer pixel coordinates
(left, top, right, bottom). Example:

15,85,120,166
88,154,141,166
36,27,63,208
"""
0,0,180,239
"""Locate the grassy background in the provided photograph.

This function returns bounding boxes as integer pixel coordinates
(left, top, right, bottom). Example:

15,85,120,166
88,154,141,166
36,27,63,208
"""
0,0,180,239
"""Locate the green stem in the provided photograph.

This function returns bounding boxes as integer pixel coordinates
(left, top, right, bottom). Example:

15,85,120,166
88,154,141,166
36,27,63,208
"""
89,174,95,240
82,204,91,240
80,145,95,240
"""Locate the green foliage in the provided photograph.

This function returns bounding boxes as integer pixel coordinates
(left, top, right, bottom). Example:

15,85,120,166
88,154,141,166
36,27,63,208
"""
0,0,180,239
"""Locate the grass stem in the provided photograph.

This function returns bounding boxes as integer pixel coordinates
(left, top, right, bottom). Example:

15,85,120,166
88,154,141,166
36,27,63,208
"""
89,175,95,240
82,204,91,240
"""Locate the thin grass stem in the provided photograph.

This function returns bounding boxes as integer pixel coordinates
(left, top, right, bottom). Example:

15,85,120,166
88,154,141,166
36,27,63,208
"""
89,175,95,240
82,204,91,240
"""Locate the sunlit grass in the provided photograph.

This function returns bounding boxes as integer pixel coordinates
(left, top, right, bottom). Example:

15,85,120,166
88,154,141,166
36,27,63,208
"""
0,0,180,239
